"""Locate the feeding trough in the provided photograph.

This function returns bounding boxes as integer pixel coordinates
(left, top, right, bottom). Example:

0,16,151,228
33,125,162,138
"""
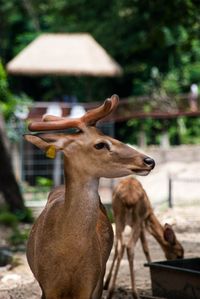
145,257,200,299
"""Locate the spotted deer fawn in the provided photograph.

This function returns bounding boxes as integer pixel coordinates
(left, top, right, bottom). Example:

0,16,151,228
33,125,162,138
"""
24,95,155,299
105,176,184,299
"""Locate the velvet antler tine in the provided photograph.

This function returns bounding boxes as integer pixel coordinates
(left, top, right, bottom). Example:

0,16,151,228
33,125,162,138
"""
42,115,66,122
28,95,119,131
28,118,83,132
81,99,111,126
110,94,119,110
81,94,119,126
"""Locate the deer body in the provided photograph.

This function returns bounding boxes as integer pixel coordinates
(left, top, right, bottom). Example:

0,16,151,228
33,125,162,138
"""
27,184,112,299
105,177,184,299
25,96,155,299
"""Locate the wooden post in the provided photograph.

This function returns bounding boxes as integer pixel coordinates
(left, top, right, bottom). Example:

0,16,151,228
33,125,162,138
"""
168,175,173,208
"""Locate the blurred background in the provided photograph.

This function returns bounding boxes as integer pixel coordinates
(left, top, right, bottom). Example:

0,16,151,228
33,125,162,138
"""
1,2,200,297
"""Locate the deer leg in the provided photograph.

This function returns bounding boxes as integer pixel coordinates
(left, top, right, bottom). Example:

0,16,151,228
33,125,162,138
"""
104,241,118,290
106,240,125,299
92,269,106,299
140,227,151,263
92,280,103,299
127,226,141,299
127,246,139,299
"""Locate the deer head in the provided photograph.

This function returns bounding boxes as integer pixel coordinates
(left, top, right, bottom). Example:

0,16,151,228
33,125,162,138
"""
24,95,155,179
163,223,184,259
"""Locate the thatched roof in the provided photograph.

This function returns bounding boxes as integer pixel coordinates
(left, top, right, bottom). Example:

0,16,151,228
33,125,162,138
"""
6,33,122,77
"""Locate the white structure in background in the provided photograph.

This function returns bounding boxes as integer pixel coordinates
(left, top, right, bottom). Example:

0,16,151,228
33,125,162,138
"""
70,105,86,118
160,131,170,149
46,102,63,117
191,83,198,97
189,83,199,111
14,105,29,120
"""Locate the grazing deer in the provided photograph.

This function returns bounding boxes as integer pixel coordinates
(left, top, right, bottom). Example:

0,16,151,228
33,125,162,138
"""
24,95,155,299
105,176,184,299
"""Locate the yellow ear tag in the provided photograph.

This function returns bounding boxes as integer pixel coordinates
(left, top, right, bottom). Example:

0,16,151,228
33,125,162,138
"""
46,145,56,159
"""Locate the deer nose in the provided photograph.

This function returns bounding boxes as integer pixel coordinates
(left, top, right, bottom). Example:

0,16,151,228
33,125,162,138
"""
144,157,155,169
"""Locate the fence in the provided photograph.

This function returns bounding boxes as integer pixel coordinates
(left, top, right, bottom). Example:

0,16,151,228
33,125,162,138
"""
10,122,200,208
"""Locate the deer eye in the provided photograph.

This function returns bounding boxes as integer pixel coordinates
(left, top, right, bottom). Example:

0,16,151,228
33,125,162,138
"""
94,142,110,150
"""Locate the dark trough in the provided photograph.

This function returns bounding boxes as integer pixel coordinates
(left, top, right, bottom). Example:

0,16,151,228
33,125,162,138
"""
145,257,200,299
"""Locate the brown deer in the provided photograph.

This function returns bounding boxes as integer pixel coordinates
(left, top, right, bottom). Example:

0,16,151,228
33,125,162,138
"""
24,95,155,299
105,176,184,299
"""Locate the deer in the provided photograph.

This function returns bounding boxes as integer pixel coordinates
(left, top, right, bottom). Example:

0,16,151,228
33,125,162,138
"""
24,95,155,299
105,176,184,299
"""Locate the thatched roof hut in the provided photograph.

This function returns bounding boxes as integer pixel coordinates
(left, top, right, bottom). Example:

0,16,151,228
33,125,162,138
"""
7,33,122,77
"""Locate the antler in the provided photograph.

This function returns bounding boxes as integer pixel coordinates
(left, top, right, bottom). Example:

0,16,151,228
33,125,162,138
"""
28,94,119,132
82,94,119,126
28,118,83,131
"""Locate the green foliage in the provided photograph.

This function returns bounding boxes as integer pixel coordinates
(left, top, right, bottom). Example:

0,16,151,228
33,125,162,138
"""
9,227,29,247
1,0,200,144
14,207,34,223
118,115,200,146
0,206,31,250
105,205,114,223
1,0,200,100
0,60,32,145
178,117,200,144
36,176,53,187
0,205,33,225
0,60,12,107
0,61,32,121
0,211,18,227
125,117,165,145
162,71,181,95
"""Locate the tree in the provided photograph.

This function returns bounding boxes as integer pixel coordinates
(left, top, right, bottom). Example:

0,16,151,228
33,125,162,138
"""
0,61,26,216
1,0,200,146
0,113,25,213
1,0,200,99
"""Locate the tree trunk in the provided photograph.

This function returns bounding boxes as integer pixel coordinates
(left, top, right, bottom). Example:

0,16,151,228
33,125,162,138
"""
0,114,25,213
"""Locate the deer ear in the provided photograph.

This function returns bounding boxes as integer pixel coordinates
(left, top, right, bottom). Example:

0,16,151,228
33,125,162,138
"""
24,134,59,159
163,223,176,245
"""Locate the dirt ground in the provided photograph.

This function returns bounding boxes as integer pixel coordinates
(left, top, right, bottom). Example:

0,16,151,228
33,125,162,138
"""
0,206,200,299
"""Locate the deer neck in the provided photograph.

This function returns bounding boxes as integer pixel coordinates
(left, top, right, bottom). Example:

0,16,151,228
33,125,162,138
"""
147,213,169,251
63,160,100,230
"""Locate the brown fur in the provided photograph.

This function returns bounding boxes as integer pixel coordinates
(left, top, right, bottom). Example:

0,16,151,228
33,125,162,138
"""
25,97,155,299
105,177,184,299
